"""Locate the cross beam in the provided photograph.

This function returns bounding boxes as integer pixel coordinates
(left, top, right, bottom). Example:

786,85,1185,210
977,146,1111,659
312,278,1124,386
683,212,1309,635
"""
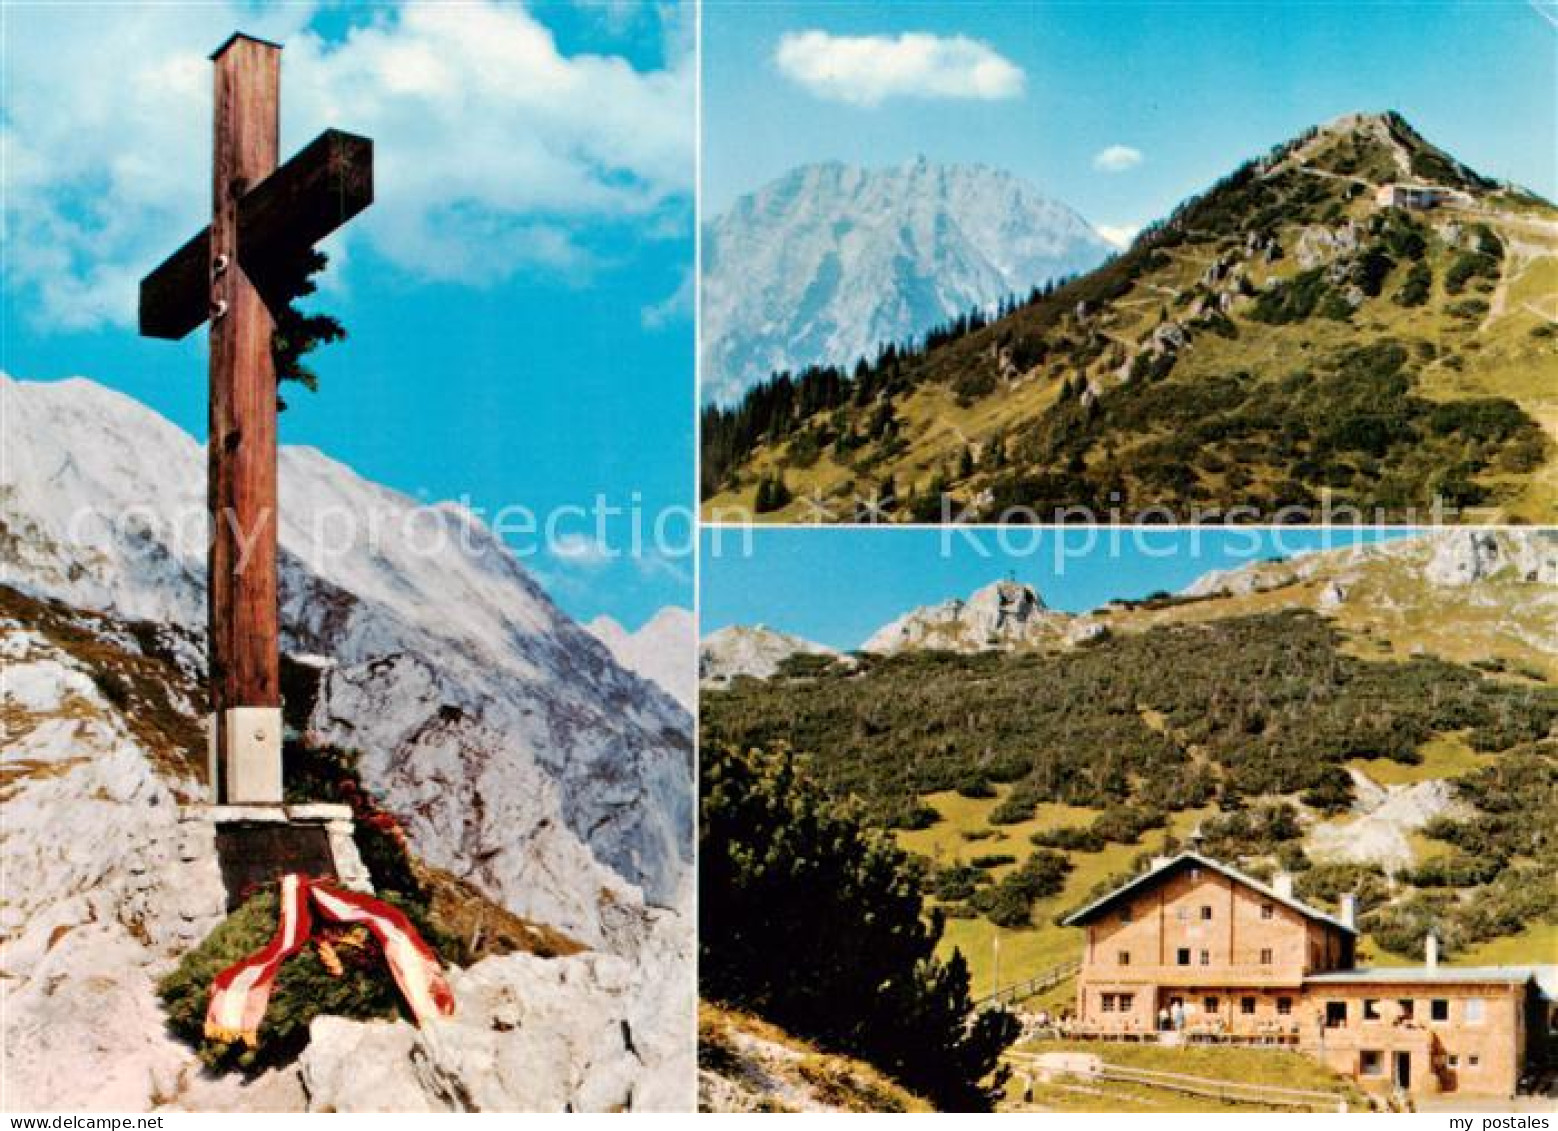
139,129,373,340
138,33,373,805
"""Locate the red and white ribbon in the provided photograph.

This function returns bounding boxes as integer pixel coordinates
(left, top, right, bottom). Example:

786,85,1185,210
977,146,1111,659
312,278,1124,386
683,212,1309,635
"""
204,872,455,1047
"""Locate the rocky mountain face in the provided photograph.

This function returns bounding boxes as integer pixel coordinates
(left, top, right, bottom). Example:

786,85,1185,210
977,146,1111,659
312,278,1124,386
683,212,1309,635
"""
861,579,1064,654
698,625,837,685
703,113,1558,523
588,607,695,711
1,376,693,1110
702,159,1113,404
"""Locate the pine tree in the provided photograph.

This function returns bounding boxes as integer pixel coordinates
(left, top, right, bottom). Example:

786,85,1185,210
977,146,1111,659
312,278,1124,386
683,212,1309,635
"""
700,745,1019,1110
269,248,346,411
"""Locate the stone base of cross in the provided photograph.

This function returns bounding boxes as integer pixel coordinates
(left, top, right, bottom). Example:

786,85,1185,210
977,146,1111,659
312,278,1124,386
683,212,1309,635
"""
204,803,373,910
139,33,372,806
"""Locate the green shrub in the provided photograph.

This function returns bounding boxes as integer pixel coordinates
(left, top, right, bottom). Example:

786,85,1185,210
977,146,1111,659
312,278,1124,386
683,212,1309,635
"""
1393,261,1431,307
786,429,825,470
1426,398,1528,444
1250,268,1330,324
955,773,996,799
1403,852,1505,888
703,611,1557,825
970,850,1073,927
1031,825,1105,852
1471,224,1504,260
158,885,448,1074
1089,805,1167,845
1295,862,1391,916
931,864,988,902
1445,252,1499,295
970,854,1016,870
282,740,421,900
952,368,998,405
754,474,793,514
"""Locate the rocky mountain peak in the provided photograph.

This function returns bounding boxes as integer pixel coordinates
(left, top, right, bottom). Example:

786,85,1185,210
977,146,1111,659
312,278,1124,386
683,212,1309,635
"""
588,607,695,711
699,624,837,685
702,160,1112,404
966,577,1047,617
2,374,692,945
861,578,1060,655
2,376,696,1110
1277,109,1495,193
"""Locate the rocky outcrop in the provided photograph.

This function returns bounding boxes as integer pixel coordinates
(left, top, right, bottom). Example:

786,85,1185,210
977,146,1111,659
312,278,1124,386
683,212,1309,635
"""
1,616,226,1110
299,948,694,1112
699,625,837,684
862,580,1062,654
1425,530,1558,588
1317,578,1352,610
1308,770,1466,874
1295,221,1363,269
698,1006,927,1113
1,597,694,1113
1181,531,1558,607
1064,619,1109,646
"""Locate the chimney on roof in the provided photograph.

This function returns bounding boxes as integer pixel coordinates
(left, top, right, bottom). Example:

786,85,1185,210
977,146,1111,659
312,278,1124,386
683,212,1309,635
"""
1340,893,1357,929
1426,932,1439,970
1273,872,1294,899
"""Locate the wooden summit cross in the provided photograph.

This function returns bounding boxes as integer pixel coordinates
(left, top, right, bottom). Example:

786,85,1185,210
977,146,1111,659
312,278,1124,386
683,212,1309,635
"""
140,33,372,805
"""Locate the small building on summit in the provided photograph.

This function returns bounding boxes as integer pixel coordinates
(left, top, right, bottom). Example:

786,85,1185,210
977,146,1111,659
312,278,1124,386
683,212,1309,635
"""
1374,183,1470,210
1062,852,1550,1099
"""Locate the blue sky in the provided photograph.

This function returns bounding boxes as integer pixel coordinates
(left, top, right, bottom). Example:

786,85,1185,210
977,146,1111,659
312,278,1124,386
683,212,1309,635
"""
700,527,1418,650
2,1,693,631
704,1,1556,240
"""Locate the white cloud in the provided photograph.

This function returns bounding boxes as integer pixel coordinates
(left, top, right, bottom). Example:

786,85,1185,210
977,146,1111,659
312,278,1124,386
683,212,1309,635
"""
634,547,691,584
1093,145,1144,173
1096,223,1141,250
641,266,693,329
550,532,614,568
774,30,1024,107
3,1,693,330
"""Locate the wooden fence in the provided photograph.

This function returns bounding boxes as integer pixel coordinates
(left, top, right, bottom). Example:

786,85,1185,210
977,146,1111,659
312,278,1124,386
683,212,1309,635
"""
973,959,1081,1011
1005,1050,1352,1112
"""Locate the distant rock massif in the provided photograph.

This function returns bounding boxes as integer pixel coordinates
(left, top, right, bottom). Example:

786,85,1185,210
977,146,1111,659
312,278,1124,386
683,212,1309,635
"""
1,376,693,1111
699,624,838,686
588,607,695,711
701,529,1558,679
702,159,1113,404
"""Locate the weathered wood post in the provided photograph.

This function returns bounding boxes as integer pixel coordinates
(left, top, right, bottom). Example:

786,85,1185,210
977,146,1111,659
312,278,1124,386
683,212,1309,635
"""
208,33,283,804
138,33,373,806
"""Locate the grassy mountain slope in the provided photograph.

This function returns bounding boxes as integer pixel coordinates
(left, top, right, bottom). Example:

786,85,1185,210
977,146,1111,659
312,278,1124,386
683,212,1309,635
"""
699,1004,932,1113
703,113,1557,523
1006,1039,1366,1112
700,534,1558,995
